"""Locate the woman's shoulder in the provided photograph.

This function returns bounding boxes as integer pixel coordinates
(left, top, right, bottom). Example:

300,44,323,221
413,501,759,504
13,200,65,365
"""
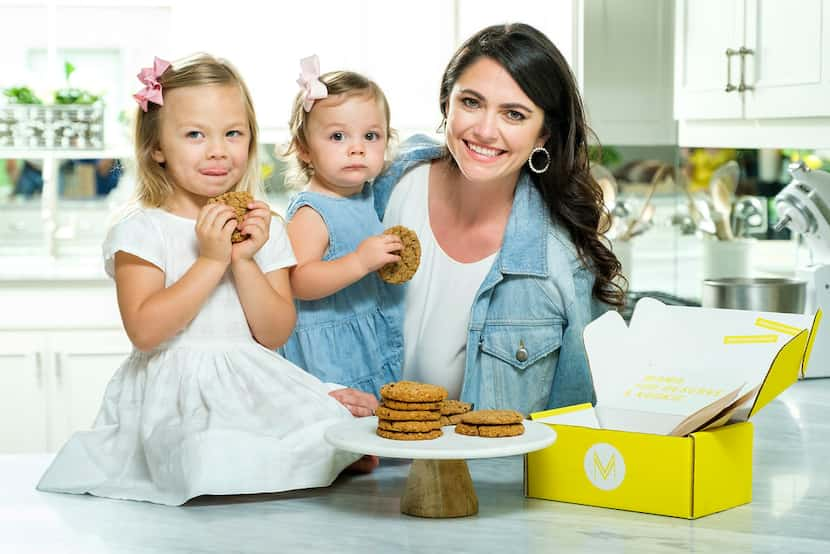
392,134,445,162
374,135,444,220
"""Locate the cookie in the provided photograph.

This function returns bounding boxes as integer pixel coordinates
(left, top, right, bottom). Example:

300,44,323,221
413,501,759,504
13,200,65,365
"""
454,422,480,436
439,413,465,426
479,424,524,438
454,422,525,438
382,398,444,411
440,399,473,416
377,419,442,433
207,190,253,243
378,225,420,284
380,381,448,403
375,405,440,421
460,409,523,425
376,428,443,441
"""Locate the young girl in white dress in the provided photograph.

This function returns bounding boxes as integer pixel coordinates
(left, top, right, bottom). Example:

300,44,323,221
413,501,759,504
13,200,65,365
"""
36,54,366,506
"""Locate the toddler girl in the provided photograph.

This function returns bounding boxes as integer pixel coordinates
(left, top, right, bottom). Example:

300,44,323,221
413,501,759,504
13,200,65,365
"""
279,56,404,398
37,54,364,505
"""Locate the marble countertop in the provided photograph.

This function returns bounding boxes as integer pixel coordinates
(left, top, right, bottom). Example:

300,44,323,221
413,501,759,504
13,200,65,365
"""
2,380,829,553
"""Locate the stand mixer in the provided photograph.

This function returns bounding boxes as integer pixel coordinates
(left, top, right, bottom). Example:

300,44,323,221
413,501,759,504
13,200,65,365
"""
774,161,830,378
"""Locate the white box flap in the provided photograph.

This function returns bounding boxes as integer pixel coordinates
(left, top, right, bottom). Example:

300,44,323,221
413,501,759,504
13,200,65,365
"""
583,298,814,433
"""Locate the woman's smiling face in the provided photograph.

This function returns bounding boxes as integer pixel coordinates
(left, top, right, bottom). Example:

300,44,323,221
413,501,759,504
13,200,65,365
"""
444,56,548,188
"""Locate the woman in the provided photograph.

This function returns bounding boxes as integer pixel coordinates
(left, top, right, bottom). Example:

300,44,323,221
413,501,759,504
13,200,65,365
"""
335,22,624,417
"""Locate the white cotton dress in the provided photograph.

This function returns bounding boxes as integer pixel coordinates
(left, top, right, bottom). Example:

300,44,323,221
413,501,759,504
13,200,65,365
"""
36,207,361,505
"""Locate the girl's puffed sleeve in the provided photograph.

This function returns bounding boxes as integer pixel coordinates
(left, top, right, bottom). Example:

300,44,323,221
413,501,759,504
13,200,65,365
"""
254,217,297,273
102,210,165,278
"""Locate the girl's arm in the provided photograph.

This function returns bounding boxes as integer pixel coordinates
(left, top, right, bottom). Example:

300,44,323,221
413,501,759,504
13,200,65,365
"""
114,204,237,351
287,206,402,301
230,201,296,349
232,262,296,349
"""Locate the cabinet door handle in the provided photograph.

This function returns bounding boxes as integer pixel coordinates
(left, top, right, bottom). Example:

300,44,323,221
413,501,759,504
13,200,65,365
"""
54,353,63,387
35,351,44,388
737,46,755,92
725,48,738,92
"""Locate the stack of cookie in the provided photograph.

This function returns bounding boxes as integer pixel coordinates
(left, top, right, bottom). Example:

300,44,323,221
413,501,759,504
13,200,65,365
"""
375,381,448,441
439,399,473,426
454,409,525,438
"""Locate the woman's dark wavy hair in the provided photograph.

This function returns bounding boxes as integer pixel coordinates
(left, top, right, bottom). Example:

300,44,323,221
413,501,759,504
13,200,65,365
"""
439,23,625,308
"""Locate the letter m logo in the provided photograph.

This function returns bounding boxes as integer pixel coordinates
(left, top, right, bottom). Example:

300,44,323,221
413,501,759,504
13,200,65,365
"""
593,451,616,480
584,443,626,490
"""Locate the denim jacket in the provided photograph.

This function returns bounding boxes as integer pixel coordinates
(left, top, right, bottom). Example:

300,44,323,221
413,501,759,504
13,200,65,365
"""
373,135,604,413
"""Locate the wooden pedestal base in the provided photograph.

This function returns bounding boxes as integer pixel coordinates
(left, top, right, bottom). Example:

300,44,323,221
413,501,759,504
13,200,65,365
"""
400,459,478,518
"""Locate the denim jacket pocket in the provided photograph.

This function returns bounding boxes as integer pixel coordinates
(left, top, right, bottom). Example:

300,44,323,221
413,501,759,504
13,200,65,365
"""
480,323,563,371
476,322,563,413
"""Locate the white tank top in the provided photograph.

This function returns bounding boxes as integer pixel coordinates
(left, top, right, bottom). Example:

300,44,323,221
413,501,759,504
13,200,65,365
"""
383,163,496,399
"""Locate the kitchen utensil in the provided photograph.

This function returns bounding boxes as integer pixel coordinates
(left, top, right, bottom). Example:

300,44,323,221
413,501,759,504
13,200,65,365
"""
710,160,740,196
709,178,735,240
620,203,655,240
701,277,806,313
678,172,715,236
709,161,740,239
711,210,733,241
773,161,830,378
618,163,671,241
591,163,617,212
731,196,766,237
592,163,619,236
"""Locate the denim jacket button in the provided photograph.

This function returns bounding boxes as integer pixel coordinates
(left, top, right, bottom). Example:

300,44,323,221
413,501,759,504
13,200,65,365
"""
515,345,528,362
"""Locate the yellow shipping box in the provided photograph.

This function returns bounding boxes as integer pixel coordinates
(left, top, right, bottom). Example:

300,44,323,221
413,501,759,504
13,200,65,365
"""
525,298,821,519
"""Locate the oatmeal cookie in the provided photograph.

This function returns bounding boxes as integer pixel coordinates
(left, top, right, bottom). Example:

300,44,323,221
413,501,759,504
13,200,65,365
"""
380,381,448,403
382,398,444,411
377,419,442,433
439,413,466,426
376,428,443,441
377,225,420,284
440,399,473,416
454,422,525,438
375,405,441,421
207,190,254,243
460,409,523,425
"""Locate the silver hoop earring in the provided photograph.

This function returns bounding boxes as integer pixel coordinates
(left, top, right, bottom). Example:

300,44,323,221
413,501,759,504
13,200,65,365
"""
528,147,550,174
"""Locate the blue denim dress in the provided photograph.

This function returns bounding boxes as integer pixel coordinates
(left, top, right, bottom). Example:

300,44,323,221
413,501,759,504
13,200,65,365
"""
279,187,403,397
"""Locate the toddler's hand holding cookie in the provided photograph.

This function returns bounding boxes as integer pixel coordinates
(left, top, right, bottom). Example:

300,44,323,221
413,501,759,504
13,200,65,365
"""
355,233,403,273
377,225,421,284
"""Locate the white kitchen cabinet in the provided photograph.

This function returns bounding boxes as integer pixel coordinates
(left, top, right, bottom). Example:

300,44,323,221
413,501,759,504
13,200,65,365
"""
47,331,131,450
674,0,745,119
743,0,830,118
676,0,830,120
0,329,131,454
0,333,50,453
455,0,677,146
583,0,677,145
675,0,830,147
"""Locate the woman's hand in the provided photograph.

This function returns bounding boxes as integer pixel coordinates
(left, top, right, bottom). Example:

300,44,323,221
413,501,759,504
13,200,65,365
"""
329,387,379,417
354,233,403,273
196,203,236,267
232,201,272,262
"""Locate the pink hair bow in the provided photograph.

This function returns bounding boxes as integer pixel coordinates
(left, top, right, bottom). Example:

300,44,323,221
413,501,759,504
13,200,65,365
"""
133,56,172,112
296,55,327,112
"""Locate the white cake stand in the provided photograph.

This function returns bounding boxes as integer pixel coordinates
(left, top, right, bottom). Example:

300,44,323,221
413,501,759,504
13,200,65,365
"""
325,417,556,518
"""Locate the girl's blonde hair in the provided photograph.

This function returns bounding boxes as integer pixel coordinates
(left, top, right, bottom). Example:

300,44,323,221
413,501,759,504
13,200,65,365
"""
133,53,262,207
283,71,395,188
